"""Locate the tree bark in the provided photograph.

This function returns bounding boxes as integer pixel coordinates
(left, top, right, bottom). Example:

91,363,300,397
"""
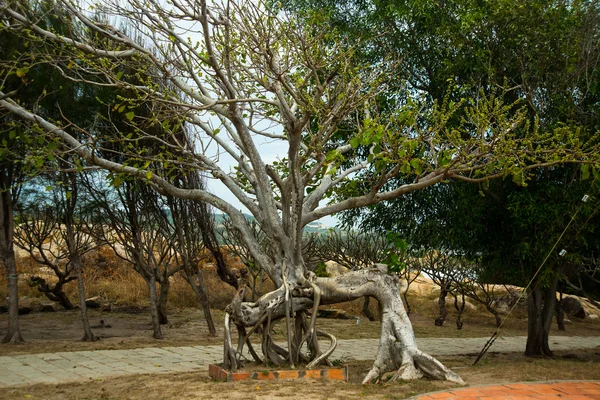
555,286,565,331
157,278,170,325
403,289,412,316
1,253,23,344
146,276,163,339
74,258,95,341
362,296,376,321
435,282,449,326
486,305,502,328
453,292,465,330
227,269,463,383
31,277,75,310
525,277,558,357
193,270,216,336
0,186,23,344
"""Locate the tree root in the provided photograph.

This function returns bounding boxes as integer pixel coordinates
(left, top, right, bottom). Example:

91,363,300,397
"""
224,281,338,372
224,270,463,385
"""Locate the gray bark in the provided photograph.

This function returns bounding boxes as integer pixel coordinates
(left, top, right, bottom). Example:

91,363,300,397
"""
146,276,163,339
0,185,23,344
73,253,95,341
157,278,170,325
226,269,463,383
525,275,558,356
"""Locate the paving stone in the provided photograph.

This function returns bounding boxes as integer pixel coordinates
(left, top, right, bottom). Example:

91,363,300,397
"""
0,335,599,389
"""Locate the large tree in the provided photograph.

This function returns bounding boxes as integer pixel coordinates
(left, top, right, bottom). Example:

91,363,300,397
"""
1,0,598,382
302,0,600,357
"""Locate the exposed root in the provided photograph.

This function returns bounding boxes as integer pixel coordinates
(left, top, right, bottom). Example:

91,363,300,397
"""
223,313,237,371
225,270,462,384
283,279,295,368
306,329,337,369
296,282,321,361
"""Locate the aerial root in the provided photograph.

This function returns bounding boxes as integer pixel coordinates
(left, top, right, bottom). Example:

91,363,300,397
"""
224,281,339,371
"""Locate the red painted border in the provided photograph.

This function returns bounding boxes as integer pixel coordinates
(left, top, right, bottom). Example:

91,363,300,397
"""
208,364,348,382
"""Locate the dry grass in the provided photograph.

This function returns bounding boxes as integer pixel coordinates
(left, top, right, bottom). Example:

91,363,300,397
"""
0,246,238,311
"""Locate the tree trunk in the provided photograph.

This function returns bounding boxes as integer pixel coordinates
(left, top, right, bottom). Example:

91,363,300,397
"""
403,288,412,316
194,270,216,336
181,271,216,335
157,278,170,325
146,276,163,339
0,185,23,344
52,283,74,310
435,282,449,326
486,304,502,327
73,256,95,341
30,277,75,310
555,287,565,331
227,269,463,384
453,292,465,330
362,296,376,321
1,252,23,343
525,277,558,357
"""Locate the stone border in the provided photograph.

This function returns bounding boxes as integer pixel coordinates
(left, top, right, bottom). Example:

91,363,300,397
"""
208,364,348,382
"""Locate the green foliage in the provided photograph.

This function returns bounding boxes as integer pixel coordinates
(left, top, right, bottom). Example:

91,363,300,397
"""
313,262,329,277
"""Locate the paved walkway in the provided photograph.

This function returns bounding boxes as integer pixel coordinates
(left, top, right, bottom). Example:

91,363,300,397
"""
415,381,600,399
0,335,598,387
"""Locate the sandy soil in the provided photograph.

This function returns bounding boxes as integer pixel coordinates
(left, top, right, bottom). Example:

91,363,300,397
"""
1,351,600,400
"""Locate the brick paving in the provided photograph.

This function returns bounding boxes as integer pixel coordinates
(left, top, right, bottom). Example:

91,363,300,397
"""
414,381,600,399
0,335,598,389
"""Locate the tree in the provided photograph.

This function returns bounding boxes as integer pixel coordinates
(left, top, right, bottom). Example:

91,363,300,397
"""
165,171,220,335
15,198,78,311
312,0,600,357
1,0,598,382
88,177,180,338
0,124,24,343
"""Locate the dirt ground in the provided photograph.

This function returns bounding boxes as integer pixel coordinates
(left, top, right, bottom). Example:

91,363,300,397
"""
1,351,600,400
1,306,599,356
1,306,599,399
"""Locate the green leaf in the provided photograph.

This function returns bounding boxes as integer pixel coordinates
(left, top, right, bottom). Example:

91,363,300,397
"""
146,171,153,180
125,111,135,121
16,66,29,78
349,137,359,149
581,164,590,180
512,168,525,186
116,71,124,80
118,104,126,113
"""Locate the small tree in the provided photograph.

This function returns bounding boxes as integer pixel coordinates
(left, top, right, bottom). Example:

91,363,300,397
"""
88,178,180,338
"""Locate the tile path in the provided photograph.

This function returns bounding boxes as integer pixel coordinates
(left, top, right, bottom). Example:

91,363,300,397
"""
0,335,598,395
414,381,600,399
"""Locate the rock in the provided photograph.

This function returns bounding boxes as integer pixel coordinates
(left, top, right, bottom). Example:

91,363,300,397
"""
317,309,358,320
325,261,349,277
85,296,102,309
86,300,101,309
493,291,525,313
18,296,39,314
40,304,56,312
18,306,33,315
561,296,586,319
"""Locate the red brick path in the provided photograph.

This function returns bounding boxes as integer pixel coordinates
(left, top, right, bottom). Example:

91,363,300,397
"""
416,381,600,399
